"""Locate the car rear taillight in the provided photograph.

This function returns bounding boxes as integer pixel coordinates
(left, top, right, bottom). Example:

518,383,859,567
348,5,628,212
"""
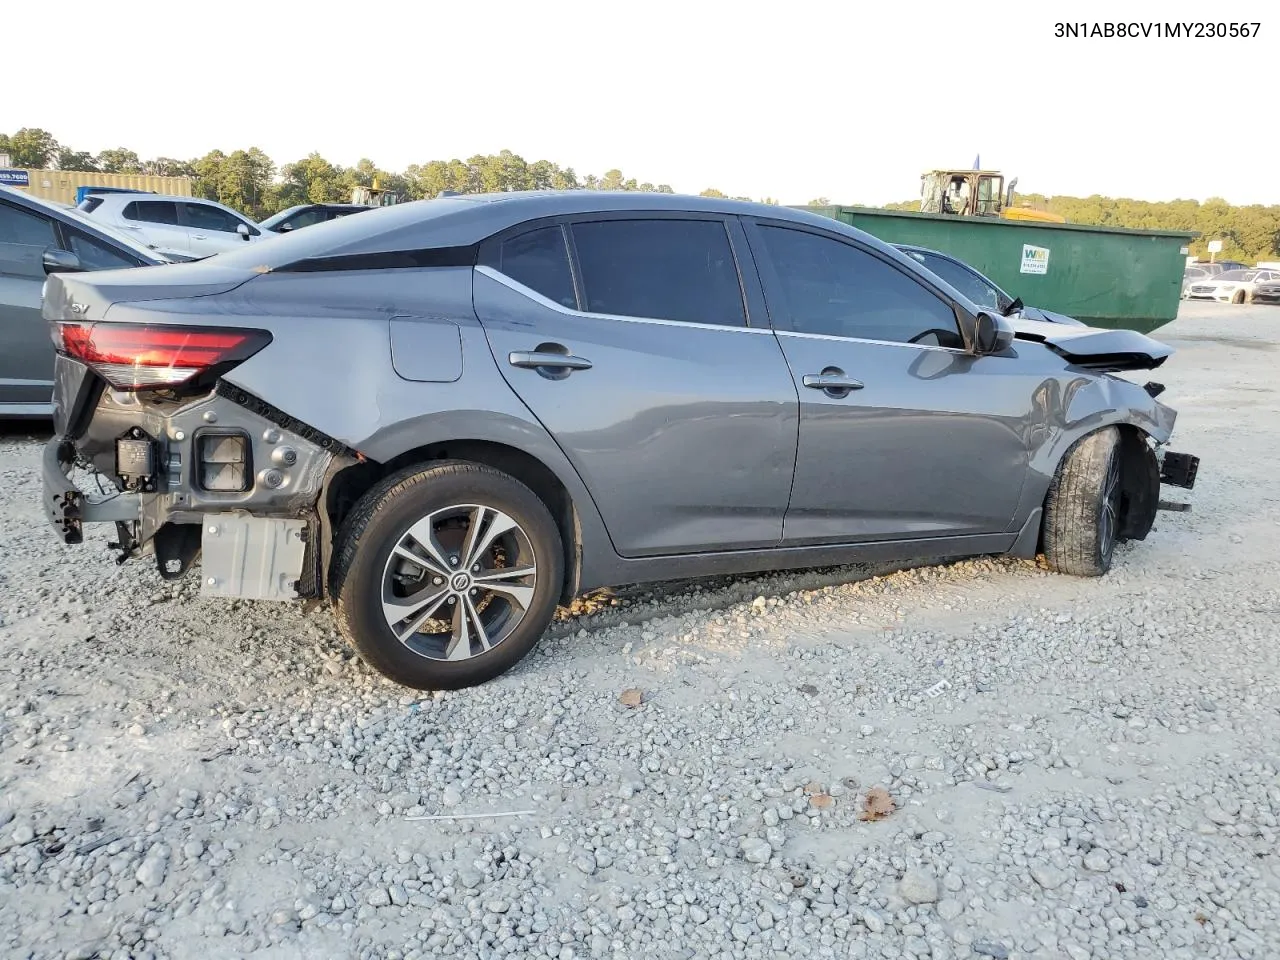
51,322,271,391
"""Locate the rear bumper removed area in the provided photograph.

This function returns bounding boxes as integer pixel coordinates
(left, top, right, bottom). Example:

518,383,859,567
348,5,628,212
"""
44,437,141,545
41,385,342,600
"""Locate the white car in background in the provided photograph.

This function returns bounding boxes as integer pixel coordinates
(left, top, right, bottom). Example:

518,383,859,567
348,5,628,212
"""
77,193,266,258
1185,268,1280,304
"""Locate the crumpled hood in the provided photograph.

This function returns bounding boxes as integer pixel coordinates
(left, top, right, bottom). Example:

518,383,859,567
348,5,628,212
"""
1014,304,1086,327
1006,316,1173,372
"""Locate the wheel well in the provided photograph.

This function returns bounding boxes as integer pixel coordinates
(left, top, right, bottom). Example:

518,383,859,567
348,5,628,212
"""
324,440,582,605
1035,424,1160,554
1115,425,1160,542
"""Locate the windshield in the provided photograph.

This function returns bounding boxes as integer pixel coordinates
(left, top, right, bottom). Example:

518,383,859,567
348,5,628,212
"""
258,206,305,229
902,248,1007,311
1217,270,1256,282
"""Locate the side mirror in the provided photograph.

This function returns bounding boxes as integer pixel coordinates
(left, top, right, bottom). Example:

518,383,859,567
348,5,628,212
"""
278,222,293,232
42,248,84,275
237,223,251,239
1002,295,1024,317
973,311,1015,355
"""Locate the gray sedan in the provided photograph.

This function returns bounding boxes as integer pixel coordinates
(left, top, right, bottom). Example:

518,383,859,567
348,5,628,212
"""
0,185,175,418
40,192,1200,690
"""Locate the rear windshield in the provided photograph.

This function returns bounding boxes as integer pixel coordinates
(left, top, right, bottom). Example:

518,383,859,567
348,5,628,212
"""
202,197,478,270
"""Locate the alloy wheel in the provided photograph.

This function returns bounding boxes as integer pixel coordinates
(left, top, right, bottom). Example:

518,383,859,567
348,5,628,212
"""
1098,452,1122,558
380,504,537,661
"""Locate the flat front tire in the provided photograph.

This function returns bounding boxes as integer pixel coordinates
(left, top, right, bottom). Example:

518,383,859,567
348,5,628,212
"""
331,460,563,690
1041,427,1123,577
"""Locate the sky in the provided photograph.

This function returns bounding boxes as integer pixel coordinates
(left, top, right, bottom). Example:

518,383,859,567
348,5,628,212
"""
3,0,1274,206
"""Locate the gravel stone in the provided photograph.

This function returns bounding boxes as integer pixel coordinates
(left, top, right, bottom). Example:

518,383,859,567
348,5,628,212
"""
1031,863,1068,889
1,304,1278,958
899,867,940,904
134,858,167,889
1082,850,1111,872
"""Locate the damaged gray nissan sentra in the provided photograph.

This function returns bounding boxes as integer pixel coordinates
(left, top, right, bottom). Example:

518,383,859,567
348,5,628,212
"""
40,192,1200,690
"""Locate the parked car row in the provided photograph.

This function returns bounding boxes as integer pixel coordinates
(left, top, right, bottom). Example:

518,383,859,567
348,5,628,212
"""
74,193,375,259
1184,268,1280,304
1181,260,1250,300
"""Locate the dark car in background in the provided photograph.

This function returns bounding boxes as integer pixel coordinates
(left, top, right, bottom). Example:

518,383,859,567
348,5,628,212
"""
259,203,374,233
1253,279,1280,305
0,185,173,418
894,243,1085,326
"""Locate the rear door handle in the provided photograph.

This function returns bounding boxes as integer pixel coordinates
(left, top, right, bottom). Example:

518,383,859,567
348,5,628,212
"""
802,373,864,391
509,351,593,371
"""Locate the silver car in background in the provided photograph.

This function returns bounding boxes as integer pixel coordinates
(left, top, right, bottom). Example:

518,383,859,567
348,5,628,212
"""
0,185,174,418
41,192,1200,690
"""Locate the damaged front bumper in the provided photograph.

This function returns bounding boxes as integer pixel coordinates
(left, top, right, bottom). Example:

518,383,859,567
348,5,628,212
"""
1159,451,1199,490
1156,448,1200,512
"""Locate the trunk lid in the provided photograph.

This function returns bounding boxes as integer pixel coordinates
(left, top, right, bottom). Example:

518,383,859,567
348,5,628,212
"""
42,261,258,323
43,262,263,437
1006,317,1172,372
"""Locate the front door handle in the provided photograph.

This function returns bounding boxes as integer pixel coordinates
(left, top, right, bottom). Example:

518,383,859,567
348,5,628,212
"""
509,350,593,371
802,373,864,391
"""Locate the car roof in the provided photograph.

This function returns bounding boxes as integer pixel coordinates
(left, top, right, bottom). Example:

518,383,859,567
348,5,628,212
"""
209,191,920,274
0,183,165,264
89,191,204,203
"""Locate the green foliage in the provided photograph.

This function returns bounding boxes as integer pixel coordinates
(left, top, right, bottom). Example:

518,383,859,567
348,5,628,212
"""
880,192,1280,262
95,148,143,174
56,148,98,172
1,128,60,168
7,128,1277,261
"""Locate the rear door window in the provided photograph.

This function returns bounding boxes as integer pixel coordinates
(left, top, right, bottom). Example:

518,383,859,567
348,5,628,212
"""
123,201,180,225
483,225,578,309
570,219,746,326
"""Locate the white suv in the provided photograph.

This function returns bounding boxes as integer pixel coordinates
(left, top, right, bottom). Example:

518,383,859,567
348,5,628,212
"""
78,193,266,258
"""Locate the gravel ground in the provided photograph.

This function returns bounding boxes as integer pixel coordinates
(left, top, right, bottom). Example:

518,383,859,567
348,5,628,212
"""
2,300,1279,960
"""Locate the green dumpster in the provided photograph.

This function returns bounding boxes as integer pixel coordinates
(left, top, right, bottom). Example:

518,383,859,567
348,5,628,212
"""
796,206,1197,334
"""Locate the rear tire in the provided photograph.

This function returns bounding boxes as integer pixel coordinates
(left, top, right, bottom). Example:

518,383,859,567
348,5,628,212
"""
1041,427,1123,577
1232,290,1246,305
331,460,563,690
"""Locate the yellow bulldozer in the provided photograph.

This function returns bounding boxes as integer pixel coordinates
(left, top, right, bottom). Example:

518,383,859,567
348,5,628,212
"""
918,168,1066,223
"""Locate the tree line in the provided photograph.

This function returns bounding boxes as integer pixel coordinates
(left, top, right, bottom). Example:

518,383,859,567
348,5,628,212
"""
4,127,1276,263
0,127,783,219
883,191,1278,263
